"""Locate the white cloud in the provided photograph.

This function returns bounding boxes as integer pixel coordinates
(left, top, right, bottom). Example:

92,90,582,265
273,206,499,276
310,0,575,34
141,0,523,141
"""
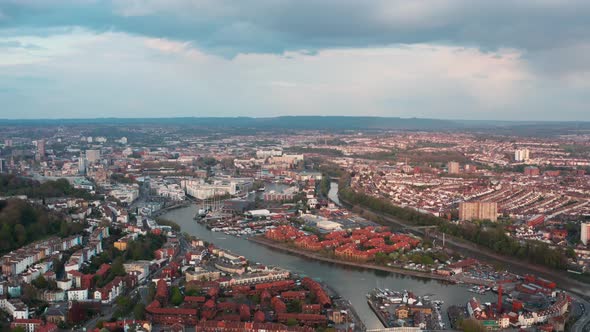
0,29,587,120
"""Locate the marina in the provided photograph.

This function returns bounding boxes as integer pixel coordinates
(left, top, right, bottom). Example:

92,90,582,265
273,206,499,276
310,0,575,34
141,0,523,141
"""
366,288,445,329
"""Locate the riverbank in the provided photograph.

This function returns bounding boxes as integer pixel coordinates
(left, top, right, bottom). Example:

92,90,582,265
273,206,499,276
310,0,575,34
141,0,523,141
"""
338,194,590,299
164,204,498,330
152,201,192,217
249,235,452,283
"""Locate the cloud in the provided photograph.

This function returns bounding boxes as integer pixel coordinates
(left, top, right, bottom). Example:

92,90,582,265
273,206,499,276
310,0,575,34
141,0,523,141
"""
1,0,590,55
0,40,42,49
3,29,585,120
0,2,589,120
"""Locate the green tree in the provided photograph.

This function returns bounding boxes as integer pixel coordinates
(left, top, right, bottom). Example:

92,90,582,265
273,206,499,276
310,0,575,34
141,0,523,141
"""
14,224,26,245
566,247,576,259
460,318,486,332
170,286,183,306
32,275,48,289
286,317,298,326
147,282,156,303
287,300,302,313
133,303,146,320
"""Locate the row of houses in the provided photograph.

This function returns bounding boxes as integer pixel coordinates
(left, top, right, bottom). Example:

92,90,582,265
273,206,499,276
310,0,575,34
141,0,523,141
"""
1,235,83,276
266,225,420,261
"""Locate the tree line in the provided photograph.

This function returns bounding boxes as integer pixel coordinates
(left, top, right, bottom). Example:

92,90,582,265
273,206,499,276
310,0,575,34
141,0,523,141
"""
0,174,95,200
0,199,85,255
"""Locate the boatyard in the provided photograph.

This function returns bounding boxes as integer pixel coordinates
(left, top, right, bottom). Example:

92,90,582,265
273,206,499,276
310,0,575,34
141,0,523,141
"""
367,288,445,329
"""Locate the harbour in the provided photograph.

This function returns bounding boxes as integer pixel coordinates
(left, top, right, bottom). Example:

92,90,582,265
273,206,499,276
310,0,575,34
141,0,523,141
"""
164,204,497,330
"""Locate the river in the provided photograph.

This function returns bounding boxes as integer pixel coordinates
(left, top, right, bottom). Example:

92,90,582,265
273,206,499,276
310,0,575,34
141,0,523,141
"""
164,203,495,330
328,181,342,206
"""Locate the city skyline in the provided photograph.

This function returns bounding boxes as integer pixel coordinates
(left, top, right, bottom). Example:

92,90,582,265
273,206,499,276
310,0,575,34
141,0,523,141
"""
1,1,590,120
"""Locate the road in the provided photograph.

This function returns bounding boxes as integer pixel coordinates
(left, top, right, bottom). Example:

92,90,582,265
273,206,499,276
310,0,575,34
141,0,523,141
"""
571,295,590,332
82,222,189,330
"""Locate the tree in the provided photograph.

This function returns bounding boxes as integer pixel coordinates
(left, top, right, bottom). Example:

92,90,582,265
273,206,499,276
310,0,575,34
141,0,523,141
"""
287,300,301,313
32,275,48,289
566,247,576,259
374,252,389,265
170,286,183,306
286,317,298,326
21,284,38,304
111,256,126,276
133,303,146,320
460,318,486,332
147,282,156,303
14,224,26,246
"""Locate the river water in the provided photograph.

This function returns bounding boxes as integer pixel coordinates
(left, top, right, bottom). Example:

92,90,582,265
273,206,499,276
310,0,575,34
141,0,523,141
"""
328,181,342,206
164,203,495,329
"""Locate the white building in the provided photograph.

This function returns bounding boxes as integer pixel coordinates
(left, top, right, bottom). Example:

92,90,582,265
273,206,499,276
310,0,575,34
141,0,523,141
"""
108,186,139,205
256,149,283,159
56,279,72,291
67,288,88,301
515,149,530,162
181,177,252,200
0,298,29,319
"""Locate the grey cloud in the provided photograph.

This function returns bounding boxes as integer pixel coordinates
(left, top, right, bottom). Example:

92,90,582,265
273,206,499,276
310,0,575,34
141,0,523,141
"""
0,0,589,55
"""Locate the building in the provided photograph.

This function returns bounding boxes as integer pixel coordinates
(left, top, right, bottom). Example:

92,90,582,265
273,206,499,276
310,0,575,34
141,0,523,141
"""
124,261,152,282
0,298,29,319
78,151,86,175
10,319,58,332
186,268,221,282
85,149,101,163
67,288,88,301
582,222,590,246
515,148,530,162
447,161,460,174
36,139,46,160
45,303,68,324
459,201,498,222
181,177,253,200
524,166,540,176
256,149,283,158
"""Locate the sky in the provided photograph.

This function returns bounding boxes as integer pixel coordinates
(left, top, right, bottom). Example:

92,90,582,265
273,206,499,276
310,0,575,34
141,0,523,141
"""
0,1,589,120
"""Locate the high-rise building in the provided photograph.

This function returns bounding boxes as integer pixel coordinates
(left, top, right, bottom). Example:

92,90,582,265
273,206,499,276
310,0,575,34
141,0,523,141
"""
4,139,12,147
447,161,460,174
0,159,6,173
582,222,590,246
514,148,530,162
79,151,86,175
86,149,101,163
459,201,498,222
36,139,46,159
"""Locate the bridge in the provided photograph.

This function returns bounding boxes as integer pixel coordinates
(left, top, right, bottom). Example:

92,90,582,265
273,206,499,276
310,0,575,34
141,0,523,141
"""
400,225,445,247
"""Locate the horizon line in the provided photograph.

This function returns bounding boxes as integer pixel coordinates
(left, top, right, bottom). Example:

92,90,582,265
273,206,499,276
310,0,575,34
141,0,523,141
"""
0,116,588,124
